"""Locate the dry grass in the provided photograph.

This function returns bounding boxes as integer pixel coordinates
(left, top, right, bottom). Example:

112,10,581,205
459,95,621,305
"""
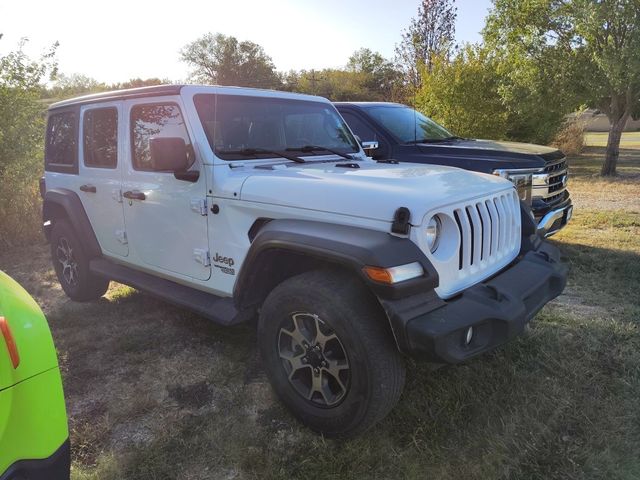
0,133,639,479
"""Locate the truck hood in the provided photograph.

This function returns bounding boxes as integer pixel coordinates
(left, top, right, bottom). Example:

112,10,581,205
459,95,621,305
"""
410,139,565,172
239,160,514,224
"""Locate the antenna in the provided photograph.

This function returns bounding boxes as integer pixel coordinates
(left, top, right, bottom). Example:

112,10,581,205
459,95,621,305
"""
413,81,417,143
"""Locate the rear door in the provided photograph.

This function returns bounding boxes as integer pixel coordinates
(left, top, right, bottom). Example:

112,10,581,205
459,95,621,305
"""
78,102,129,257
121,98,211,281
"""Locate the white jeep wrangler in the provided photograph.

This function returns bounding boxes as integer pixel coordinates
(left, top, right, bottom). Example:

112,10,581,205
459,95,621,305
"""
41,85,567,436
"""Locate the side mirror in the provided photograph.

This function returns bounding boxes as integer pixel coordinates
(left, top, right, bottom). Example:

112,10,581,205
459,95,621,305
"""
361,140,379,156
150,137,189,172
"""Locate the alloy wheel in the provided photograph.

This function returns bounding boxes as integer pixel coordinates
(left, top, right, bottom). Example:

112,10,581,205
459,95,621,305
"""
56,237,78,286
278,312,350,407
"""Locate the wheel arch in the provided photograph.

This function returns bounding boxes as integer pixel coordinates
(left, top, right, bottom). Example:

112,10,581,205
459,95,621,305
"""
42,188,102,258
234,219,439,351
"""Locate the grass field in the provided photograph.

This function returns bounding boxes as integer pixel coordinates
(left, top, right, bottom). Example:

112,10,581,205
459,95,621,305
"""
1,136,639,479
584,131,640,149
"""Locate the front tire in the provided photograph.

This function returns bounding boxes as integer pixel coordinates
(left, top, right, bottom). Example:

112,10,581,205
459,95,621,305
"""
50,219,109,301
258,269,405,437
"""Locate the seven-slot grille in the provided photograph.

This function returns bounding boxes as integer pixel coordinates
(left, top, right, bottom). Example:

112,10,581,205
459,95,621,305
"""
452,190,520,272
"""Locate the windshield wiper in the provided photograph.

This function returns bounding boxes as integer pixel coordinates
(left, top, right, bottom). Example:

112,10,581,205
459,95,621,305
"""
217,147,305,163
285,145,354,160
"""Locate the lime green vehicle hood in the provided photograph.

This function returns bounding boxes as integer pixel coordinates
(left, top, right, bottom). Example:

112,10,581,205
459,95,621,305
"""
0,271,59,390
0,271,68,474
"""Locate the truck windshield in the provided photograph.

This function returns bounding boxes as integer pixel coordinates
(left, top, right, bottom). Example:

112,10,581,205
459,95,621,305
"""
362,105,453,144
194,94,359,160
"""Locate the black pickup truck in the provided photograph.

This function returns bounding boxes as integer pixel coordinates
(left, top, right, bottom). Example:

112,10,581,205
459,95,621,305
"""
335,102,572,236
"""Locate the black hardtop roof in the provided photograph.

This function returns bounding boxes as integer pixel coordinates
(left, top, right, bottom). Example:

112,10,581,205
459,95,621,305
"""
48,84,185,110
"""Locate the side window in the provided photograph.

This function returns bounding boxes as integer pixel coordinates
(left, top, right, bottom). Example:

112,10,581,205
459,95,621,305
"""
45,111,77,172
83,108,118,168
340,111,377,142
130,103,193,171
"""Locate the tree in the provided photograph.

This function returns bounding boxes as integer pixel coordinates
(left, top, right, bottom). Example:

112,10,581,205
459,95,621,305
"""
0,37,58,245
110,77,169,90
347,48,403,100
48,72,105,99
180,33,281,89
288,68,370,101
395,0,457,89
485,0,640,176
416,45,508,139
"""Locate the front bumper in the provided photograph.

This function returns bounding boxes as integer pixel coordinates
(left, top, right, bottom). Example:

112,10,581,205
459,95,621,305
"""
382,241,567,363
532,194,572,237
536,202,573,237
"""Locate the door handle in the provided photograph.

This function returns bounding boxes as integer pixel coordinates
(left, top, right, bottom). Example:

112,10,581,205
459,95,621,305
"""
123,190,146,201
79,184,96,193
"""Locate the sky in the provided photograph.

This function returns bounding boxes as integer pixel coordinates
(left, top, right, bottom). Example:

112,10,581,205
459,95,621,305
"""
1,0,493,84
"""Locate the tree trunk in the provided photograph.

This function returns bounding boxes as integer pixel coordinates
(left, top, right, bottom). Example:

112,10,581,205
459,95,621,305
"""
601,113,629,176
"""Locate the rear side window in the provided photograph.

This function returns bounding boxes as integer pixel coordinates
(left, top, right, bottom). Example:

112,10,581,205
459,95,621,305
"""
45,110,78,173
83,108,118,169
130,103,193,171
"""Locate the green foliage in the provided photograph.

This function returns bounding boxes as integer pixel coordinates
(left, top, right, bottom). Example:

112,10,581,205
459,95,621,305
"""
484,0,640,174
346,48,403,100
180,33,281,89
416,45,508,139
0,39,57,247
280,49,402,102
47,72,106,100
282,69,366,100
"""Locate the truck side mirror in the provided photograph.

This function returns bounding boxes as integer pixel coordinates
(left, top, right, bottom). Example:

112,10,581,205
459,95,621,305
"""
361,141,379,156
150,137,190,172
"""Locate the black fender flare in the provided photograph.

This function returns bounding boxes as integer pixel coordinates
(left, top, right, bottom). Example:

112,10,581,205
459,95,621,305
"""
42,188,102,258
234,219,439,350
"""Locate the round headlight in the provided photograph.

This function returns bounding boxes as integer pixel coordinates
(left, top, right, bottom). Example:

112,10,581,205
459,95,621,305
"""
425,215,442,253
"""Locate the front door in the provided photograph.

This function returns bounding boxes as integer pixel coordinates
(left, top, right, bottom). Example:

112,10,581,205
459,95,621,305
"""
121,99,211,281
78,102,128,257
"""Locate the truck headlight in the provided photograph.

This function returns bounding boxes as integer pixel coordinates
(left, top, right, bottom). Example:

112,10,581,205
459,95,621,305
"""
425,215,442,253
493,169,533,204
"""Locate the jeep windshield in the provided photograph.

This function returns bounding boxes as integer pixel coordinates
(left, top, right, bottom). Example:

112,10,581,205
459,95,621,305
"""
361,104,454,144
194,94,359,161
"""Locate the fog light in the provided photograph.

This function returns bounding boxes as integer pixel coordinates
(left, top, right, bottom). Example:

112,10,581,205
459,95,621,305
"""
464,326,474,346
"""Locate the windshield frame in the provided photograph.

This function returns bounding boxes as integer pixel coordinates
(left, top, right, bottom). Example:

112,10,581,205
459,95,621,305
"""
360,104,453,144
194,93,361,161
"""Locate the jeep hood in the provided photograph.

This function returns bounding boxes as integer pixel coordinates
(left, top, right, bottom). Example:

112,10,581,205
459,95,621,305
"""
239,160,514,224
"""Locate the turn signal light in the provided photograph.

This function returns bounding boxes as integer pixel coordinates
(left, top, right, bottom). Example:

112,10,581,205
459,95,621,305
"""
363,262,424,284
0,316,20,369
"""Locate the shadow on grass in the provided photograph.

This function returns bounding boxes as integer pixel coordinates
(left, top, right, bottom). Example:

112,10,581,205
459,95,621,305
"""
554,241,640,321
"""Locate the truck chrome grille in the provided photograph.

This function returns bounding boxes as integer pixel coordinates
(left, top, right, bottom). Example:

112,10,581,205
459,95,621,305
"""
533,157,568,207
453,190,520,272
544,159,567,174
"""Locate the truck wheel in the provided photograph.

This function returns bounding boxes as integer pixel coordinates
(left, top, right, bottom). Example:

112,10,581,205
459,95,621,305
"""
50,219,109,301
258,269,405,437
